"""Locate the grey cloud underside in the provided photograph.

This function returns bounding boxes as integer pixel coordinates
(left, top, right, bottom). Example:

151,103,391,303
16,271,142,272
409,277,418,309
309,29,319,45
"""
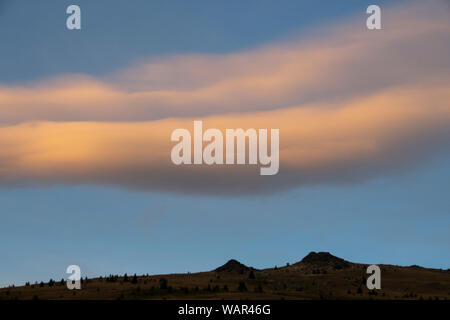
0,1,450,195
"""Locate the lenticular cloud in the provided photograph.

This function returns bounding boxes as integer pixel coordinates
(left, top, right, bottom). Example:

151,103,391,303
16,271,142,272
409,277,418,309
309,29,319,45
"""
0,1,449,195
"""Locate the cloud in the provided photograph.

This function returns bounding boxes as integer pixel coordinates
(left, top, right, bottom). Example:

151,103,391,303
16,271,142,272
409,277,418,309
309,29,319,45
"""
0,1,449,194
1,84,450,194
1,1,449,124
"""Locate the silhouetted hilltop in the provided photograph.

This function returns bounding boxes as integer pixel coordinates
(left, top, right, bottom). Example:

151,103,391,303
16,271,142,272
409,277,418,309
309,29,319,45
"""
2,252,450,300
296,251,351,270
215,259,254,273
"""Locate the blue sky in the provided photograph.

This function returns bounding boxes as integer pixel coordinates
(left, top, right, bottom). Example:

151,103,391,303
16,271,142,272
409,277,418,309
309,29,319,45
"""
0,0,449,287
0,0,391,83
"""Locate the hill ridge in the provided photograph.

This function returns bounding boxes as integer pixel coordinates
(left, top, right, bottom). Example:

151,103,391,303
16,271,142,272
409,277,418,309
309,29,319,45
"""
215,259,254,273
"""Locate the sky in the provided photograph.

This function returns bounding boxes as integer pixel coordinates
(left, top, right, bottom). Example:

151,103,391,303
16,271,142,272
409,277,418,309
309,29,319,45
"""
0,0,449,287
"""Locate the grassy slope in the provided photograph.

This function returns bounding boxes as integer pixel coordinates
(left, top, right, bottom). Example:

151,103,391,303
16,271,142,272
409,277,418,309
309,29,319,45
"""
1,260,449,300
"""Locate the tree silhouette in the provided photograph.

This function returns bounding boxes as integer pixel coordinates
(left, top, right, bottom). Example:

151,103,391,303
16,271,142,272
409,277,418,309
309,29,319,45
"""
159,278,168,290
238,281,248,292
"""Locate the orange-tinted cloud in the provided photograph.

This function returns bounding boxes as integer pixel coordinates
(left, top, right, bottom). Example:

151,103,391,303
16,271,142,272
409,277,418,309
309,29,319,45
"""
0,1,449,194
1,1,448,124
1,84,449,194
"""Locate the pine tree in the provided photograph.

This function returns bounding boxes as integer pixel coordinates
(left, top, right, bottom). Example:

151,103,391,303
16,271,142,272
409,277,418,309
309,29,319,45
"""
238,281,248,292
159,278,168,290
